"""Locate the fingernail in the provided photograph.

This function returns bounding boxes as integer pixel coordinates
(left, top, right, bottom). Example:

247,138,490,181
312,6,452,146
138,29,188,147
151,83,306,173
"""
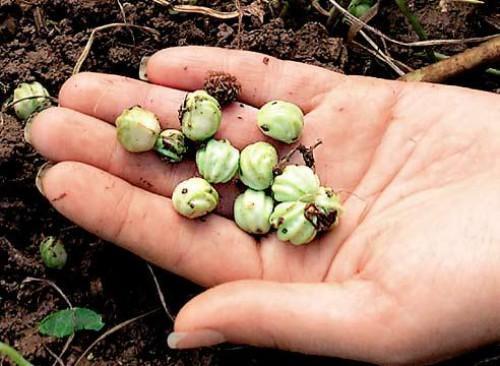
35,162,54,196
167,329,225,349
24,118,34,145
139,56,150,81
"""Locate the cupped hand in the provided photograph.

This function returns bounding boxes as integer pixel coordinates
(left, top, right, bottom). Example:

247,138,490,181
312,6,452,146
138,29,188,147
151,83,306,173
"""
28,47,500,365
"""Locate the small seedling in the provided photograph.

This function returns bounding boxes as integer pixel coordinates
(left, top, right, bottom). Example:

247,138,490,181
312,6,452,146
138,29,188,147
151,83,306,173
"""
172,177,219,219
40,236,67,270
196,139,240,183
154,129,188,163
116,106,161,152
234,189,274,235
39,307,104,338
0,341,33,366
179,90,222,142
257,100,304,144
12,81,51,120
239,142,279,190
347,0,375,18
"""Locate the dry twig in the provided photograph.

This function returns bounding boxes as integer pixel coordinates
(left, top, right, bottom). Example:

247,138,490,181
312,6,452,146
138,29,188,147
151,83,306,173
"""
147,264,175,322
328,0,499,47
73,23,160,75
74,309,159,366
399,36,500,82
152,0,240,19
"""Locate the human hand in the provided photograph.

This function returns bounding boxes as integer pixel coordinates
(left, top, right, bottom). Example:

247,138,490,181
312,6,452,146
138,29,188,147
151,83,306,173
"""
27,47,500,365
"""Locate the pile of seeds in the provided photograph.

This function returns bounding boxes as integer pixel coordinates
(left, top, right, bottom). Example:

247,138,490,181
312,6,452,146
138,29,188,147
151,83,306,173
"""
115,86,343,245
10,79,343,246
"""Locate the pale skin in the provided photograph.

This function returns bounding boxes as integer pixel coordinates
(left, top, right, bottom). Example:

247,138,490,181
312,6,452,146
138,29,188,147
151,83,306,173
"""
27,47,500,365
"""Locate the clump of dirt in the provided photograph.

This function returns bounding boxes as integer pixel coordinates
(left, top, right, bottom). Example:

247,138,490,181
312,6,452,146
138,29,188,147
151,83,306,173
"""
1,0,499,365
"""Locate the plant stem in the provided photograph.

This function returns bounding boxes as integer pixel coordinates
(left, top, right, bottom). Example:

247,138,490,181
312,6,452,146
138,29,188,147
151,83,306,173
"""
0,341,34,366
434,52,500,77
394,0,437,61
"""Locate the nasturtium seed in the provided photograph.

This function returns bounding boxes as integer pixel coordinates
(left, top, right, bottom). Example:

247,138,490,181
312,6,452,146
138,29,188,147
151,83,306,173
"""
304,187,343,232
40,236,67,270
154,129,187,163
13,81,51,120
172,177,219,219
196,139,239,183
269,201,317,245
257,100,304,144
234,189,274,235
116,106,161,152
239,142,279,190
272,165,320,202
180,90,222,142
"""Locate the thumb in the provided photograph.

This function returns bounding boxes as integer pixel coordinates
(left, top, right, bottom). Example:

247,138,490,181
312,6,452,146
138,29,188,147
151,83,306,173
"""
167,279,398,364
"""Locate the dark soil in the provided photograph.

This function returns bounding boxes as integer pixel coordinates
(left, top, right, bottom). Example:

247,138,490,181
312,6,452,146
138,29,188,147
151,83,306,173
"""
1,0,499,365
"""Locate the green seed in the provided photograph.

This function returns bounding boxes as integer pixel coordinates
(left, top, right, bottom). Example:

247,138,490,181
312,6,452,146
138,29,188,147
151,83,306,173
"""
154,129,187,163
196,139,239,183
304,187,343,232
40,237,67,270
180,90,222,141
234,189,274,235
269,201,317,245
257,100,304,144
272,165,320,202
172,177,219,219
116,106,161,152
13,81,51,120
239,142,278,190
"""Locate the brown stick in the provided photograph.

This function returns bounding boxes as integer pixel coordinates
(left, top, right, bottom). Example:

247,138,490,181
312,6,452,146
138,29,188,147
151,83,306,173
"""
399,36,500,82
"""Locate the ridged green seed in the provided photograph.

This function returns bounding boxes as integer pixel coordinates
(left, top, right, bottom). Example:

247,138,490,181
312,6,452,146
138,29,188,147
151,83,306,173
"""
272,165,320,202
180,90,222,141
257,100,304,144
348,0,374,18
270,201,317,245
13,81,51,120
40,237,67,270
172,177,219,219
196,139,239,183
154,129,187,163
304,187,343,232
234,189,274,235
116,106,161,152
239,142,278,190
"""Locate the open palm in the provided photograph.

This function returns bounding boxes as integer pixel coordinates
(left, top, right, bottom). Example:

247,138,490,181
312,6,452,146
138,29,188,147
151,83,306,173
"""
29,47,500,365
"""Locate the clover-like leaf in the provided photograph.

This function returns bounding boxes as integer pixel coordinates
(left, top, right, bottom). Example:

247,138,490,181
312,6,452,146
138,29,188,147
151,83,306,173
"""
39,307,104,338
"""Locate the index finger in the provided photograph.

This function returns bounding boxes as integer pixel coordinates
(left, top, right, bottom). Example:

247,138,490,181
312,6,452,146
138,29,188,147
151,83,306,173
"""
146,46,345,112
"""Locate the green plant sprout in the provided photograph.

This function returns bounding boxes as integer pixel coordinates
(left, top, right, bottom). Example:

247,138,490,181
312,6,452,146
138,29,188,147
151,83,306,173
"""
0,341,33,366
39,307,105,338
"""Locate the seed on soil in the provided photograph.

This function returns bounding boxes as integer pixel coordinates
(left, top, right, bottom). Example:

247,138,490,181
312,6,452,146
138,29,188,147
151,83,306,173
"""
12,81,51,120
39,236,67,270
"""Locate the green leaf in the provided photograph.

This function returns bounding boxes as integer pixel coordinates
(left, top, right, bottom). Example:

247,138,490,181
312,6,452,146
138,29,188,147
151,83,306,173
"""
39,309,75,338
39,307,104,338
74,307,105,331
